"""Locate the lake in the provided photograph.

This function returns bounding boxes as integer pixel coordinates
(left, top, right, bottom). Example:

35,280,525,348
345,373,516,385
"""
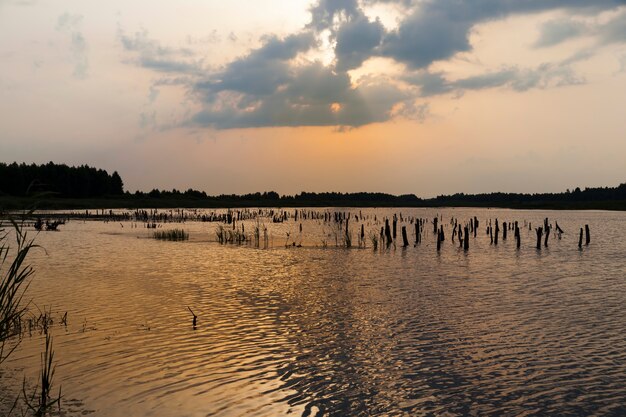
1,207,626,416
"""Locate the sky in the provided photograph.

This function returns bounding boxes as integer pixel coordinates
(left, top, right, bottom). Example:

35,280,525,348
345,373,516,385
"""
1,0,625,197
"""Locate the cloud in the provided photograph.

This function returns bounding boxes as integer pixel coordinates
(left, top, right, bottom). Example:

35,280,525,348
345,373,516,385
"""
379,0,624,69
193,32,316,99
190,61,409,129
407,61,585,97
118,27,202,74
335,15,385,71
600,10,626,44
117,0,626,130
309,0,362,32
56,12,88,78
534,19,587,48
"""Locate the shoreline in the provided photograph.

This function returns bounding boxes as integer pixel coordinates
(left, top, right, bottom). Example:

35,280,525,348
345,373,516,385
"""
1,196,625,212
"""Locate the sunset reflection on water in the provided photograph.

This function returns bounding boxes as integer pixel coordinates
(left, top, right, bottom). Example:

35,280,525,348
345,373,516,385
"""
2,208,626,416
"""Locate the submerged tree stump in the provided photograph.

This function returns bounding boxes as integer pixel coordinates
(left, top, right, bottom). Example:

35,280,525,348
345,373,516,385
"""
536,227,543,250
402,226,409,247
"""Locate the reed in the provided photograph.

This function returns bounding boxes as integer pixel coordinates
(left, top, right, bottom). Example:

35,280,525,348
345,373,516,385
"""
22,332,61,416
153,229,189,241
1,215,61,415
0,218,36,364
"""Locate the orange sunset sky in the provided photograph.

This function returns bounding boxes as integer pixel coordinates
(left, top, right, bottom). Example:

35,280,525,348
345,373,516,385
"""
1,0,625,196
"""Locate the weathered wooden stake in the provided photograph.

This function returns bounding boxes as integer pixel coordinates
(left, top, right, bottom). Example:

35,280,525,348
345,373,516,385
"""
536,227,543,250
494,219,499,245
415,221,420,245
385,219,393,245
402,226,409,247
436,230,441,251
578,228,583,249
585,224,590,245
463,226,469,251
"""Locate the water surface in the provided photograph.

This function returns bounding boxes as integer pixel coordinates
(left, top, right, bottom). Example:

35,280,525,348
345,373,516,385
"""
2,208,626,416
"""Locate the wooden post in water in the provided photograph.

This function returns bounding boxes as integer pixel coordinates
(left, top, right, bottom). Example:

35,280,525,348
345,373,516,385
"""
385,219,393,246
402,226,409,247
361,224,365,246
345,217,351,248
437,230,441,252
474,217,478,237
536,227,543,250
463,226,469,251
515,223,520,249
393,215,397,240
544,224,550,248
585,224,590,245
433,217,438,234
502,222,507,240
415,221,420,245
578,228,583,249
494,219,499,245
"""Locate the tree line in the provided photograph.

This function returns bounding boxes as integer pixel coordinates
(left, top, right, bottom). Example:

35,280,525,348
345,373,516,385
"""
0,162,124,198
1,161,624,209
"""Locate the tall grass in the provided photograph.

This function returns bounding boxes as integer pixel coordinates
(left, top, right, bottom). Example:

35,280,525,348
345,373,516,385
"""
23,332,61,416
153,229,189,241
1,217,62,415
0,218,36,364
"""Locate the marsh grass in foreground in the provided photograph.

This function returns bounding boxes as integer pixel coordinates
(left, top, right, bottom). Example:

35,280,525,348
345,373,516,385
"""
153,229,189,241
1,216,62,415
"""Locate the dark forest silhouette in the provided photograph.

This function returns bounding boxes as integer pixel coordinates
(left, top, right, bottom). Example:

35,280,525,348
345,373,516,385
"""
0,162,123,198
0,161,625,209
